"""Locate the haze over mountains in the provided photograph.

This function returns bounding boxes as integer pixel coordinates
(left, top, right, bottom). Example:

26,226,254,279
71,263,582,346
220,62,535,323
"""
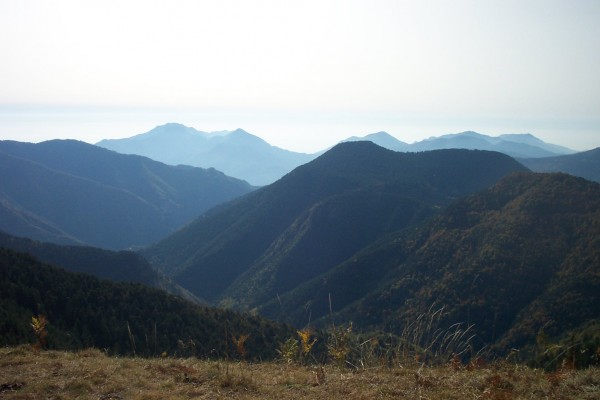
97,123,314,186
97,123,581,185
345,130,575,158
0,139,253,249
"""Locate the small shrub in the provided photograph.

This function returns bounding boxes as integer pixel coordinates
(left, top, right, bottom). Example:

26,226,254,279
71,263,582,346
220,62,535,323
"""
231,334,250,359
327,323,353,366
278,337,299,364
297,328,317,358
31,315,48,351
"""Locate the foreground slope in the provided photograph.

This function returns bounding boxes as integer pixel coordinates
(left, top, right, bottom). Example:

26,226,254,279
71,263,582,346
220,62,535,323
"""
97,123,315,185
2,347,598,399
144,142,527,306
0,139,253,249
0,247,293,359
266,172,600,354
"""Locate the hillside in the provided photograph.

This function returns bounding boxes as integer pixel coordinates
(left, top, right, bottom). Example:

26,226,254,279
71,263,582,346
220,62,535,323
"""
143,142,527,308
97,123,315,185
520,147,600,183
0,230,199,303
0,247,294,359
261,172,600,355
0,139,253,249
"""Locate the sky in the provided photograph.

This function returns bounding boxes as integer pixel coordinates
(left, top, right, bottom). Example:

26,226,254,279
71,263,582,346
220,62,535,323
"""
0,0,599,153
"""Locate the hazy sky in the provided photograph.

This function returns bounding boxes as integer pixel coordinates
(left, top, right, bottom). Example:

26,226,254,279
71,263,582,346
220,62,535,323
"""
1,0,599,152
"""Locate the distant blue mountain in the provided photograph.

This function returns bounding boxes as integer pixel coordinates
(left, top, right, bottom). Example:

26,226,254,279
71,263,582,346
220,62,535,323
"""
98,125,577,185
343,131,409,151
97,123,315,185
348,131,575,158
0,139,253,249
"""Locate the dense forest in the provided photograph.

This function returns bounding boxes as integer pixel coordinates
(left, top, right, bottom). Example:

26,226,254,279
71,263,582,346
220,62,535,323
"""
0,247,295,360
0,230,199,303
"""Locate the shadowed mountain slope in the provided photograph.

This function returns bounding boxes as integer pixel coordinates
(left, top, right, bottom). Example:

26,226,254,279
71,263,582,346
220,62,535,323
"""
0,139,253,249
261,172,600,354
143,142,528,307
520,147,600,183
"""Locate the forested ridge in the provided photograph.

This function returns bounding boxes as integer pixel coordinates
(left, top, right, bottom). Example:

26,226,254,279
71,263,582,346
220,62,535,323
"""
260,172,600,365
0,247,294,360
144,142,527,305
0,230,199,303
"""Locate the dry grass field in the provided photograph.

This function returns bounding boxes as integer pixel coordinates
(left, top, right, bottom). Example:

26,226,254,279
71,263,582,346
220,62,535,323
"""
1,346,599,399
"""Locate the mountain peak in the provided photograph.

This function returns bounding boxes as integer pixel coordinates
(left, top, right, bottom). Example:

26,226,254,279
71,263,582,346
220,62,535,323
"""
96,125,315,185
225,128,270,146
343,132,408,151
95,123,206,147
438,131,486,140
147,122,203,136
366,131,391,136
159,122,189,129
326,140,387,155
363,131,399,141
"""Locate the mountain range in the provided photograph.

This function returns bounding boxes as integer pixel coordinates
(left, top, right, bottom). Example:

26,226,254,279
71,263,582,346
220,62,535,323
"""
97,124,578,186
142,142,528,305
345,132,600,184
2,128,600,363
0,139,253,249
141,142,599,356
346,131,575,158
97,123,314,186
